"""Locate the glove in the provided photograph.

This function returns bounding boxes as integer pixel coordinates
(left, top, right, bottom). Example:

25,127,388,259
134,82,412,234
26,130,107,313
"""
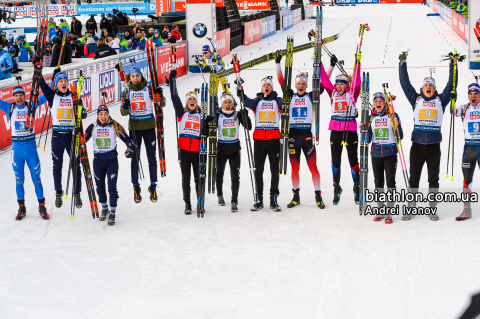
330,54,338,67
286,88,294,99
399,51,408,63
53,68,61,78
237,108,248,119
73,126,81,135
31,56,41,65
275,53,282,64
211,57,216,63
169,70,177,81
125,148,134,158
201,122,210,136
153,86,163,96
237,89,244,99
123,98,130,109
114,63,121,72
450,91,457,101
81,109,87,119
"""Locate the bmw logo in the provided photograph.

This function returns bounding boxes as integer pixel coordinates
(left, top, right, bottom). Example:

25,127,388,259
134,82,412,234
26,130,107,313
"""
193,23,207,38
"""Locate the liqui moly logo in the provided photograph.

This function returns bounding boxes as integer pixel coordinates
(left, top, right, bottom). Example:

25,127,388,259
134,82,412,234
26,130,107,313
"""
294,100,306,105
336,95,347,101
223,119,235,127
131,93,144,101
423,102,436,108
97,129,109,137
16,111,27,119
99,70,115,105
59,98,72,106
470,111,480,120
261,104,274,110
375,118,388,126
15,7,28,17
188,116,200,122
73,77,92,112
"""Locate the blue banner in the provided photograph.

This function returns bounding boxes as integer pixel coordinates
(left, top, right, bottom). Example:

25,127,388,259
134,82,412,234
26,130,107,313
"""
283,11,293,31
77,3,156,15
337,0,379,4
262,16,276,39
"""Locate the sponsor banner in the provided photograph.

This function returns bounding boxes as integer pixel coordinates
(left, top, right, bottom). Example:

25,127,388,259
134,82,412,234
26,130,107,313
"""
155,42,188,83
337,0,379,3
469,0,480,68
244,19,262,46
262,15,276,39
156,0,172,14
186,0,216,69
292,8,301,26
175,1,186,11
305,4,314,19
432,0,438,13
60,5,76,15
236,0,279,10
283,11,293,31
48,5,59,16
380,0,422,3
77,3,156,15
452,10,466,41
0,76,53,149
216,28,231,57
443,5,452,28
14,7,28,18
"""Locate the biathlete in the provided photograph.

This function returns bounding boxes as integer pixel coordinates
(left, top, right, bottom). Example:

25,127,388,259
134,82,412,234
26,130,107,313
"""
169,69,203,215
121,67,165,204
239,76,283,212
0,86,48,220
320,53,362,205
363,92,404,224
85,105,135,225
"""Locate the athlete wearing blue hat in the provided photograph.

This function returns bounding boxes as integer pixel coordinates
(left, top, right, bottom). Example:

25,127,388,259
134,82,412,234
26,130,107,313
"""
0,87,48,220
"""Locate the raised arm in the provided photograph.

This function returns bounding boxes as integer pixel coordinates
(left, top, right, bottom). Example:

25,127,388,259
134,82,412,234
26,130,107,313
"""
320,63,334,98
39,76,55,107
399,62,420,108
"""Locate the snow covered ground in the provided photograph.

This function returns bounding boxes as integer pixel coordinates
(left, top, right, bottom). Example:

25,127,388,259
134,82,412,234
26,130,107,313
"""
1,4,479,318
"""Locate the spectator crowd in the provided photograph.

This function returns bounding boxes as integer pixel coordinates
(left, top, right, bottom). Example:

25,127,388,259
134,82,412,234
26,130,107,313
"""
0,11,183,81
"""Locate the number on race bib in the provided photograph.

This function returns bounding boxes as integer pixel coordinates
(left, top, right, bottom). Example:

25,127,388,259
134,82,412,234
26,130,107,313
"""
419,109,438,120
222,128,237,137
185,121,200,131
132,102,147,111
95,138,111,148
56,108,73,120
374,128,389,138
259,111,276,122
292,107,307,118
467,122,480,133
334,101,348,111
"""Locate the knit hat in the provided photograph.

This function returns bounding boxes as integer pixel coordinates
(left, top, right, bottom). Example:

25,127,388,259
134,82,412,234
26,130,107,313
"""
67,35,73,41
202,45,210,53
260,76,274,89
185,91,198,101
468,83,480,94
335,74,349,85
13,86,25,95
129,67,142,77
219,92,234,106
107,33,114,39
295,73,308,85
97,105,109,114
55,72,68,83
116,33,123,39
17,35,24,41
423,77,436,89
372,92,385,102
154,29,160,35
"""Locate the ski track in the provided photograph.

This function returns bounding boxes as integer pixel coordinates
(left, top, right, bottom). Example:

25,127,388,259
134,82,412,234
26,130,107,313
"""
0,4,479,319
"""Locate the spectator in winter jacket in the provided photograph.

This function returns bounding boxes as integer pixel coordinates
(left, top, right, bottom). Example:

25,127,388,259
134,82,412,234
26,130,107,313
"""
117,33,130,53
84,36,97,58
8,45,21,73
128,30,146,50
86,15,98,35
171,24,182,41
100,13,111,33
124,29,133,42
151,30,163,47
0,33,9,48
71,35,83,57
0,45,13,80
59,19,70,36
17,35,35,63
48,18,57,38
94,37,117,59
107,33,120,53
448,0,456,8
121,13,129,26
115,13,124,26
110,16,119,35
71,17,83,38
133,22,142,35
147,27,155,40
100,29,109,40
50,34,72,67
459,0,468,17
161,26,176,44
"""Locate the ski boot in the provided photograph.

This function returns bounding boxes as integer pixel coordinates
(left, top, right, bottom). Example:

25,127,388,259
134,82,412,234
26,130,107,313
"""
315,191,325,209
430,214,439,221
133,184,142,204
38,198,49,220
16,200,26,221
55,190,64,208
148,184,158,203
218,195,226,206
251,195,264,211
99,206,109,221
231,202,238,213
374,203,385,221
184,202,192,215
385,215,393,224
456,205,472,221
287,189,300,208
402,214,412,221
270,193,281,212
107,212,115,225
353,184,360,205
75,193,82,209
333,184,342,205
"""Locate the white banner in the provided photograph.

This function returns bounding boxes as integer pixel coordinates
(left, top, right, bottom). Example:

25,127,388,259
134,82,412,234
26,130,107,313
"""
469,0,480,69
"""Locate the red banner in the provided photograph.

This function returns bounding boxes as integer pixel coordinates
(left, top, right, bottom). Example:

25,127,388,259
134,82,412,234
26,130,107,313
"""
216,28,230,58
236,0,273,10
432,0,438,13
156,0,172,14
0,77,53,149
156,42,188,85
244,19,262,46
452,10,466,41
175,1,186,11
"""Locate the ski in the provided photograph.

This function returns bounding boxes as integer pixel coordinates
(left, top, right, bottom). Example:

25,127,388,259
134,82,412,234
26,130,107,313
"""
280,35,294,175
216,33,341,79
198,84,209,218
312,5,323,145
207,73,218,195
358,72,370,215
70,77,99,219
26,17,48,132
146,39,166,177
232,53,258,202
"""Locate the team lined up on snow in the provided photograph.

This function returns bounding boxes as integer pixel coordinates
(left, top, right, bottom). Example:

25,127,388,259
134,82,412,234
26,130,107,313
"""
3,26,476,224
